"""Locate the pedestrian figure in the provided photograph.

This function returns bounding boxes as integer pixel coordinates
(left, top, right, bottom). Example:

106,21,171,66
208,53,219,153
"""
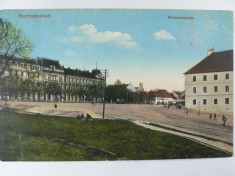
222,115,227,126
77,113,85,120
168,104,169,109
186,108,188,115
84,113,92,121
214,113,216,120
54,103,57,108
209,114,212,119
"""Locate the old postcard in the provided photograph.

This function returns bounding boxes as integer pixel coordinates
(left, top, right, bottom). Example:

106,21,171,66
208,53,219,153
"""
0,9,233,161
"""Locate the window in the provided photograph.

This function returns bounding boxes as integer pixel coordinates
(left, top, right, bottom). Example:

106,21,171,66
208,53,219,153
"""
203,86,207,93
60,77,62,82
203,75,207,81
193,76,196,82
214,86,218,92
193,99,196,105
225,74,229,80
214,99,218,105
225,85,229,92
214,74,218,80
65,77,67,82
69,77,71,82
193,87,196,93
225,98,229,104
203,99,207,105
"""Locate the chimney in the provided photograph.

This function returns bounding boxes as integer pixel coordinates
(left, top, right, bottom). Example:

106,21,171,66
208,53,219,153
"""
208,49,214,56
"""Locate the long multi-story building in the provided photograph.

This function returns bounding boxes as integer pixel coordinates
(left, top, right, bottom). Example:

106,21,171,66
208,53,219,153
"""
184,49,233,113
0,55,105,102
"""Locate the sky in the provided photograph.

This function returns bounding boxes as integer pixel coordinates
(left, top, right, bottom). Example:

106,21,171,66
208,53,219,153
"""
0,9,233,91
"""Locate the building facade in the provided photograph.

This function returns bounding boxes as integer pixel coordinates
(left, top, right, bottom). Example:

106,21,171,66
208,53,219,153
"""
0,55,105,102
184,49,233,113
153,89,174,105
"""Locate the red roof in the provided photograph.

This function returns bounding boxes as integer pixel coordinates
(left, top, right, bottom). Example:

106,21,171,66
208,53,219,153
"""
154,89,172,98
184,50,233,74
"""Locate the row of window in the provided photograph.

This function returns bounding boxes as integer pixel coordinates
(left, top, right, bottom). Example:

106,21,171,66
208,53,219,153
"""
193,98,230,105
60,83,87,90
192,73,230,82
62,77,96,85
192,85,230,93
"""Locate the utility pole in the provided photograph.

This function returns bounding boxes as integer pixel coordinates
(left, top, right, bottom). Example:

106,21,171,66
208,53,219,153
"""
101,69,109,119
198,101,200,116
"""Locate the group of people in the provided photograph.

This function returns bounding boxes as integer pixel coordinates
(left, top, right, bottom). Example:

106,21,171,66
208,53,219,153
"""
209,113,227,126
209,113,217,120
77,113,93,121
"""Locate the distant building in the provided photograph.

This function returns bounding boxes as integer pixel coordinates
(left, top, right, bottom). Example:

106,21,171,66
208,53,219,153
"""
153,89,174,104
0,55,104,102
184,49,233,112
172,90,185,103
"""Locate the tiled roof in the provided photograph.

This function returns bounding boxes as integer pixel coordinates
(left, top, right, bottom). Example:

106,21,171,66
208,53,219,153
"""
64,68,97,79
0,54,34,64
154,89,172,98
184,50,233,74
34,58,62,69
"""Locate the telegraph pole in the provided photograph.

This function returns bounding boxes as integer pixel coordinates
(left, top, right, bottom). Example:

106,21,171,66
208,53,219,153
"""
198,101,200,116
101,69,109,119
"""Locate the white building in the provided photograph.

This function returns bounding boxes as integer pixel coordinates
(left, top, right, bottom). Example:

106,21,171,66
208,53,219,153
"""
153,89,174,105
184,49,233,113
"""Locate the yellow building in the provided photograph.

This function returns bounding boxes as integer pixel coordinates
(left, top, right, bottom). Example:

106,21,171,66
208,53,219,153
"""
184,49,233,113
0,55,104,102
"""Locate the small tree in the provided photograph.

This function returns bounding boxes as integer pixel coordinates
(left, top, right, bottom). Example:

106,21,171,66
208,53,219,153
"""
114,79,122,86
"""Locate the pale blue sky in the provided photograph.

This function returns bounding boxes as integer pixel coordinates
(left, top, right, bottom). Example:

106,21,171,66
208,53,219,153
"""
0,9,233,91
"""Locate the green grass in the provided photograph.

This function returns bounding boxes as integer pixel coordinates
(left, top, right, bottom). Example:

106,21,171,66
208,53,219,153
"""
0,108,232,161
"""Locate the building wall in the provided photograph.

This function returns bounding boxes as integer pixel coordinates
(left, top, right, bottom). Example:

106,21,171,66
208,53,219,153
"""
185,71,233,113
0,57,104,102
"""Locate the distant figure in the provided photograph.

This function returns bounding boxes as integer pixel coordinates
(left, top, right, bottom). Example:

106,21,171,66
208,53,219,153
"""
54,103,57,108
186,108,188,115
209,114,212,119
222,115,227,126
84,113,92,121
214,113,216,120
168,104,169,109
77,113,85,120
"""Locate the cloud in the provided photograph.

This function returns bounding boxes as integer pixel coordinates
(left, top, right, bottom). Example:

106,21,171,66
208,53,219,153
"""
63,50,75,57
154,30,176,40
61,24,137,48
